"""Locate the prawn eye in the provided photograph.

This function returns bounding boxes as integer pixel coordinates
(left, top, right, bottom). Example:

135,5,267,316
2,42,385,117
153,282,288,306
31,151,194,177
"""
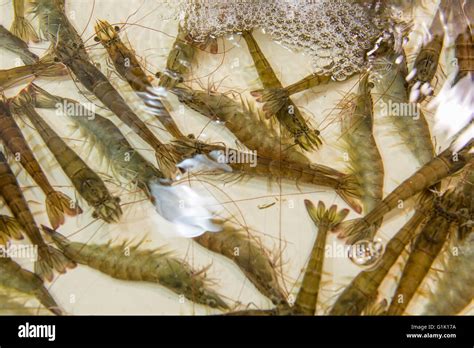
368,81,375,89
94,36,100,42
114,26,120,32
53,57,60,62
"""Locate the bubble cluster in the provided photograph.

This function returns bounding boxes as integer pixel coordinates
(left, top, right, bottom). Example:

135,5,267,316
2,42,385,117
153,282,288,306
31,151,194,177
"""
178,0,391,79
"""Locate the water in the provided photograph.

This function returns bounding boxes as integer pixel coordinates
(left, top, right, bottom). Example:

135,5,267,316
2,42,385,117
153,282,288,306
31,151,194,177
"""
0,0,471,315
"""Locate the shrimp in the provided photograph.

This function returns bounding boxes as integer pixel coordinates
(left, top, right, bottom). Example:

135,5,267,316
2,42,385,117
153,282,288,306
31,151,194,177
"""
1,99,81,229
172,138,363,213
0,289,54,315
293,201,349,315
10,0,39,43
93,19,185,140
158,25,196,90
339,74,384,216
242,31,322,151
330,193,434,315
386,188,464,315
423,235,474,315
171,86,351,182
0,151,75,281
0,256,63,315
32,0,180,178
12,87,123,224
0,214,23,245
0,25,38,65
0,54,67,91
338,139,473,244
251,73,333,116
370,48,434,166
407,1,449,101
28,83,165,201
173,86,317,164
44,226,228,310
193,223,287,306
453,26,473,85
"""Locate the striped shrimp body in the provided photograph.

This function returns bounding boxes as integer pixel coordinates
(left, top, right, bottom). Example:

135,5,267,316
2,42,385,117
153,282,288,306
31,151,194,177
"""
158,25,196,90
387,188,462,315
28,84,165,200
338,140,473,244
340,74,384,216
251,73,333,116
453,26,473,85
174,86,312,164
13,89,122,224
242,31,322,151
32,0,180,178
0,54,67,91
93,20,185,140
330,195,434,315
10,0,39,43
370,49,434,166
0,25,38,65
407,2,449,101
193,223,287,306
423,235,474,315
294,201,349,315
0,256,62,315
1,99,81,229
0,151,75,281
172,139,363,213
44,227,228,310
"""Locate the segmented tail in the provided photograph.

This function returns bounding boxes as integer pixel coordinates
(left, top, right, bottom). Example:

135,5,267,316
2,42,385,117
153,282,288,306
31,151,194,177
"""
337,175,363,214
45,191,82,229
251,88,289,116
294,200,349,315
155,144,181,179
0,215,24,244
35,245,76,282
10,14,39,43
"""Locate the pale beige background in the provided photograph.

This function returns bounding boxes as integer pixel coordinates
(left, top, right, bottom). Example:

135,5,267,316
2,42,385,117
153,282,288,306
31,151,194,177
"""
0,0,469,315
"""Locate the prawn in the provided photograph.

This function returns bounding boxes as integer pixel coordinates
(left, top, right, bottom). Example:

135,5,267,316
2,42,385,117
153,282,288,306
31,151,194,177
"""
172,138,363,213
93,19,185,140
387,188,464,315
32,0,180,178
12,87,123,224
193,222,287,306
293,200,349,315
338,139,473,244
0,150,75,281
1,98,81,229
10,0,39,43
27,83,165,201
330,193,435,315
0,25,38,65
44,226,228,310
242,31,322,151
0,256,63,315
0,54,67,91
